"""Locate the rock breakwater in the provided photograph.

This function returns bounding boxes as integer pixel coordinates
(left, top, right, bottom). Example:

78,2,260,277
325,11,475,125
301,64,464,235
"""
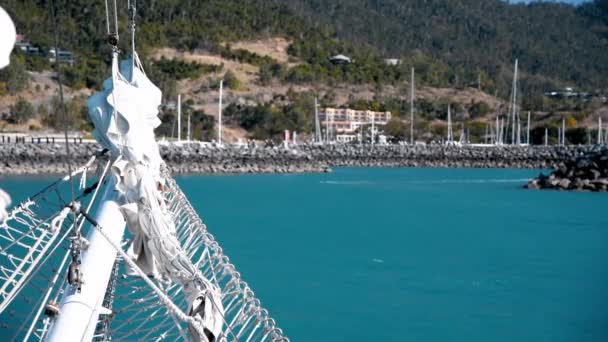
526,147,608,191
0,142,599,176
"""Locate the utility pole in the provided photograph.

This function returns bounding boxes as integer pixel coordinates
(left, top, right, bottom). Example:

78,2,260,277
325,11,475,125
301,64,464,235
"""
410,67,415,145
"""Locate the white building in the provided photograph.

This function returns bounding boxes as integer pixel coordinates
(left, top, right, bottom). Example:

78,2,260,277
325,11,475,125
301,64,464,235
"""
319,107,391,134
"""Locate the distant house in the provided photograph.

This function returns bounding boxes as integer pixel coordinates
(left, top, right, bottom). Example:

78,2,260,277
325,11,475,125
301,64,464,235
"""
329,54,352,65
384,58,400,66
48,48,75,66
15,41,41,56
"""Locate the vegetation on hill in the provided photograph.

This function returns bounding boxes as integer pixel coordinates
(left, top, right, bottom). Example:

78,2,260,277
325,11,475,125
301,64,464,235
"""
3,0,606,94
1,0,606,142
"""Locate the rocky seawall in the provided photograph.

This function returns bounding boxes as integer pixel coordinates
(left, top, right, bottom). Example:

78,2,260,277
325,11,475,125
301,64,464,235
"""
526,147,608,192
0,142,601,176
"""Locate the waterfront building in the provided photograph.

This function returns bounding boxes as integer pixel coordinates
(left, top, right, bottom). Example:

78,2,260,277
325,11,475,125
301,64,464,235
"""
319,107,391,135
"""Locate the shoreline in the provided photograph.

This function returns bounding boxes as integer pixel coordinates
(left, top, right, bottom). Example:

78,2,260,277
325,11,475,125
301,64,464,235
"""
0,143,603,176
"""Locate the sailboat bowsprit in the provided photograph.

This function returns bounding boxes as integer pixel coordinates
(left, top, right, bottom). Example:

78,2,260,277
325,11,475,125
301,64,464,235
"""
0,1,288,341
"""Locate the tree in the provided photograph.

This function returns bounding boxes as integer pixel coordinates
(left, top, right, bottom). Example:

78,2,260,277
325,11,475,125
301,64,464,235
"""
383,118,407,142
224,70,241,90
9,98,35,124
0,54,29,95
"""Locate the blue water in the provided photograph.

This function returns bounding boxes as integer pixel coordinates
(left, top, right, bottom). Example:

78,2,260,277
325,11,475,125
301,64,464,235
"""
2,168,608,341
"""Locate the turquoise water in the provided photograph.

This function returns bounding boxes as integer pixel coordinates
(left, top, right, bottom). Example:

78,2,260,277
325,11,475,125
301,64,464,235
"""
2,168,608,341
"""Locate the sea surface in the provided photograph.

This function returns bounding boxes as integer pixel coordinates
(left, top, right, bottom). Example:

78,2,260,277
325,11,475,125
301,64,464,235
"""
2,168,608,341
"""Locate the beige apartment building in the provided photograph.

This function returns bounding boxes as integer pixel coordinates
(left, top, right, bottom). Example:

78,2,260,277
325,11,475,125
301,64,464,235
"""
319,108,391,134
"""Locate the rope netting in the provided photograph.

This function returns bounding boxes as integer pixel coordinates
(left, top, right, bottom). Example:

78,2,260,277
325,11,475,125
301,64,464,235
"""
96,172,288,341
0,156,110,340
1,158,287,341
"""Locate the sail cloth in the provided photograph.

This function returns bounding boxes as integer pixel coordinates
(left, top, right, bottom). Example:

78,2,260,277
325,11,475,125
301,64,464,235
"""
0,189,10,222
0,6,16,69
87,52,224,341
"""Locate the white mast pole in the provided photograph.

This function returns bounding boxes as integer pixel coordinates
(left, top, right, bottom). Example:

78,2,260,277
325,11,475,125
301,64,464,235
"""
218,80,223,146
495,116,499,145
46,180,127,342
526,111,530,145
447,104,452,143
544,127,548,146
598,117,602,145
325,109,329,143
562,117,566,145
410,67,415,144
511,59,518,145
371,112,375,145
516,115,521,145
177,94,181,142
314,97,320,143
558,126,562,146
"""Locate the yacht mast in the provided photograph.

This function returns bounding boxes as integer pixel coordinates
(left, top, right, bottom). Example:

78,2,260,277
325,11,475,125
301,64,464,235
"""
218,80,223,146
599,117,603,145
495,116,499,145
177,94,181,142
526,111,530,145
314,97,321,143
410,67,415,144
544,127,548,146
447,104,453,143
510,59,518,145
371,112,375,145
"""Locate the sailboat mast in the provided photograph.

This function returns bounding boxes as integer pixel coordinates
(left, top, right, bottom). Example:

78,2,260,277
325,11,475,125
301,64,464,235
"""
314,97,321,143
544,127,548,146
325,109,329,143
410,67,415,144
447,104,452,143
495,116,499,145
526,111,530,145
371,112,375,145
599,117,603,145
218,80,223,146
177,94,181,142
511,59,518,145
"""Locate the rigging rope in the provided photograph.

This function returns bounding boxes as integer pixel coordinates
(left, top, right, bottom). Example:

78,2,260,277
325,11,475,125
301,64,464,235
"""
74,205,210,342
49,0,82,292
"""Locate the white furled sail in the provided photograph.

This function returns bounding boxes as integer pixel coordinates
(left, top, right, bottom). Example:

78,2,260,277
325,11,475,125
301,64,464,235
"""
0,5,16,69
86,50,228,341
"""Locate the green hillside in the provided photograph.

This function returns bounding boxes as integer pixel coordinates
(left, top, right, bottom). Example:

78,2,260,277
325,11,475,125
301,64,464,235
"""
2,0,607,95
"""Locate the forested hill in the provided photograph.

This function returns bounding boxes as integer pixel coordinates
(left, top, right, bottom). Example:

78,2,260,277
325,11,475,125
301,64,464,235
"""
2,0,608,95
285,0,608,92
